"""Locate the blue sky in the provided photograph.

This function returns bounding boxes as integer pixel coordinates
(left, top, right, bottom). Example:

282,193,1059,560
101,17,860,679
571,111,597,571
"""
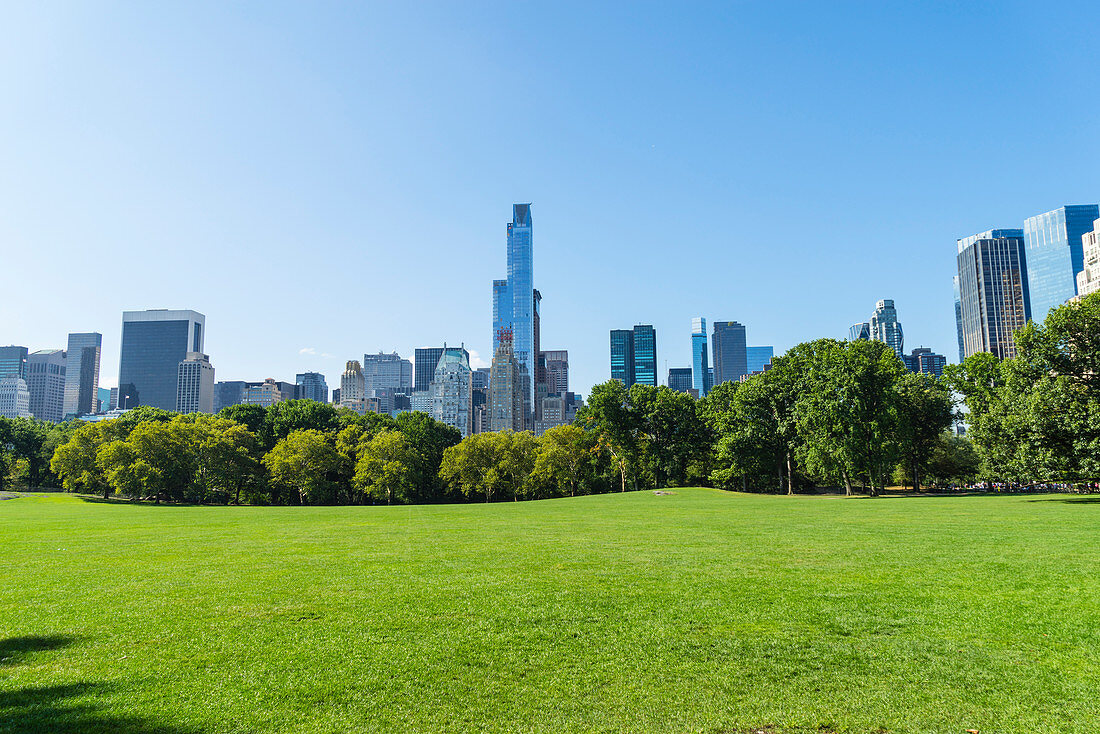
3,2,1099,397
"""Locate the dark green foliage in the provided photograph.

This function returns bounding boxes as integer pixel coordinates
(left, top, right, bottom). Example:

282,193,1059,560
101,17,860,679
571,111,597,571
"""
217,403,268,435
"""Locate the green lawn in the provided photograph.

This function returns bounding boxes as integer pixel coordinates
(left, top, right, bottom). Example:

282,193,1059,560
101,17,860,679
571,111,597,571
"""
2,490,1098,733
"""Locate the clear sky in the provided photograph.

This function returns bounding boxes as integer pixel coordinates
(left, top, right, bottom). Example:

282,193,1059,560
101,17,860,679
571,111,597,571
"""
3,2,1099,398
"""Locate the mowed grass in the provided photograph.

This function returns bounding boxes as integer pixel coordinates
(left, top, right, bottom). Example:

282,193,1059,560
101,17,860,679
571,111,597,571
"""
2,490,1099,734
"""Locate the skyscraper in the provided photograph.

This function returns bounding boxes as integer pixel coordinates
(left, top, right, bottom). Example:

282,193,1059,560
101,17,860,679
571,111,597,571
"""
541,350,568,396
668,367,694,393
492,204,536,425
118,310,205,410
214,381,247,412
746,346,774,375
295,372,329,403
691,318,711,397
241,378,289,408
953,275,965,363
712,321,747,386
63,332,101,418
471,367,490,434
27,349,67,422
869,299,904,357
176,352,215,414
956,229,1031,360
1078,217,1100,298
632,325,657,386
430,346,472,437
610,329,635,385
0,346,32,419
414,347,445,394
902,348,947,377
1023,204,1100,321
490,330,525,432
362,352,413,394
340,360,366,413
848,322,870,341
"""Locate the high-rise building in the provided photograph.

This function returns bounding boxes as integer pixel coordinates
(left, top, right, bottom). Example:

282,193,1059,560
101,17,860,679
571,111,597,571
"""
63,332,101,418
0,346,31,420
953,275,965,363
118,310,205,410
712,321,747,386
471,367,490,434
0,346,28,380
97,387,111,413
668,367,694,393
27,349,67,422
869,299,904,357
691,318,712,397
632,325,657,387
362,352,413,394
746,346,774,375
1076,217,1100,299
902,348,947,377
430,346,472,437
490,330,525,432
1023,204,1100,321
176,352,215,414
849,322,870,341
491,204,536,425
340,360,367,413
534,395,565,436
414,347,445,394
956,229,1031,361
295,372,329,403
241,378,287,408
540,350,568,396
610,329,635,385
214,381,247,412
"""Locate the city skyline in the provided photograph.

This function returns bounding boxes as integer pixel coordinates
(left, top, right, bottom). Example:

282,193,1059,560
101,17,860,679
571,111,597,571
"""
3,4,1099,399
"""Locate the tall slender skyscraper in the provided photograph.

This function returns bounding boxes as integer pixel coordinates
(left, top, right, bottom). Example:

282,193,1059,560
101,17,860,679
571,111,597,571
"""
610,329,636,386
1023,204,1099,321
712,321,748,386
632,325,657,386
956,229,1031,360
431,346,472,437
118,311,204,410
691,318,711,397
869,299,904,357
953,275,965,363
63,332,102,417
490,330,525,432
491,204,535,427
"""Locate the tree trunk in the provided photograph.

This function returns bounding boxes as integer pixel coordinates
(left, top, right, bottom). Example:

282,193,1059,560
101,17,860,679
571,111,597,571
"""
103,485,110,500
843,470,853,497
786,453,794,496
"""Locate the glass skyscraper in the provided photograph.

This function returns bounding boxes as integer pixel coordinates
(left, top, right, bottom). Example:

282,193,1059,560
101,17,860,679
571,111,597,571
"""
491,204,535,426
1023,204,1099,322
295,372,329,403
712,321,747,386
632,325,657,386
956,229,1030,361
117,310,205,410
746,346,774,375
953,275,964,363
63,332,101,417
668,367,693,393
869,299,904,357
691,317,711,396
610,329,635,385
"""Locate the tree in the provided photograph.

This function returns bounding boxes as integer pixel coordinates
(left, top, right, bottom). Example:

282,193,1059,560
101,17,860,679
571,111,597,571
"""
628,385,710,488
50,421,124,497
577,380,640,492
926,433,980,486
393,411,461,502
261,400,341,449
217,404,268,435
353,429,416,504
97,420,195,503
893,372,955,490
531,424,600,498
439,431,536,502
263,429,341,505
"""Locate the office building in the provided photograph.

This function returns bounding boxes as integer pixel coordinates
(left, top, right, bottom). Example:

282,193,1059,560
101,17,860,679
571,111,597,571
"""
849,322,870,341
214,381,246,412
490,330,525,432
430,346,472,437
535,394,566,436
747,346,774,375
869,299,904,357
668,367,694,393
953,276,965,363
97,388,111,413
26,349,67,422
471,367,490,434
632,325,657,386
712,321,747,385
691,317,712,397
541,350,568,396
0,346,28,380
362,352,412,394
957,229,1031,360
610,329,635,385
1077,217,1100,298
117,310,205,410
0,377,31,419
295,372,329,403
331,388,341,406
241,378,287,408
340,360,367,413
491,204,536,424
176,352,215,414
1024,204,1100,321
414,347,445,394
903,348,947,377
63,332,101,418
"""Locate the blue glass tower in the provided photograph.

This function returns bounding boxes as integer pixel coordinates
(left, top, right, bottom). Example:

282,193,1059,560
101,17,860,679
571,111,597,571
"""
1023,204,1099,322
610,329,635,385
632,325,657,387
746,346,774,374
491,204,535,425
691,317,711,396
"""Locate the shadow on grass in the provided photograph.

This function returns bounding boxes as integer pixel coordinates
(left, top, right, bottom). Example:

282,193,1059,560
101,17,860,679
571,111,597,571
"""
0,636,202,734
1025,495,1100,504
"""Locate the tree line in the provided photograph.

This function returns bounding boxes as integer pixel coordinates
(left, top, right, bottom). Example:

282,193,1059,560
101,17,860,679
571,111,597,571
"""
2,294,1094,503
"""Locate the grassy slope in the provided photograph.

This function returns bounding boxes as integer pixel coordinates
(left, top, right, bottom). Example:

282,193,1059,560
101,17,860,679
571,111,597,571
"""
1,490,1098,734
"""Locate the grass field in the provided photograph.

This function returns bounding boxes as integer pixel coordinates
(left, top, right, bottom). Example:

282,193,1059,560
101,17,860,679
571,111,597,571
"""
2,490,1098,733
